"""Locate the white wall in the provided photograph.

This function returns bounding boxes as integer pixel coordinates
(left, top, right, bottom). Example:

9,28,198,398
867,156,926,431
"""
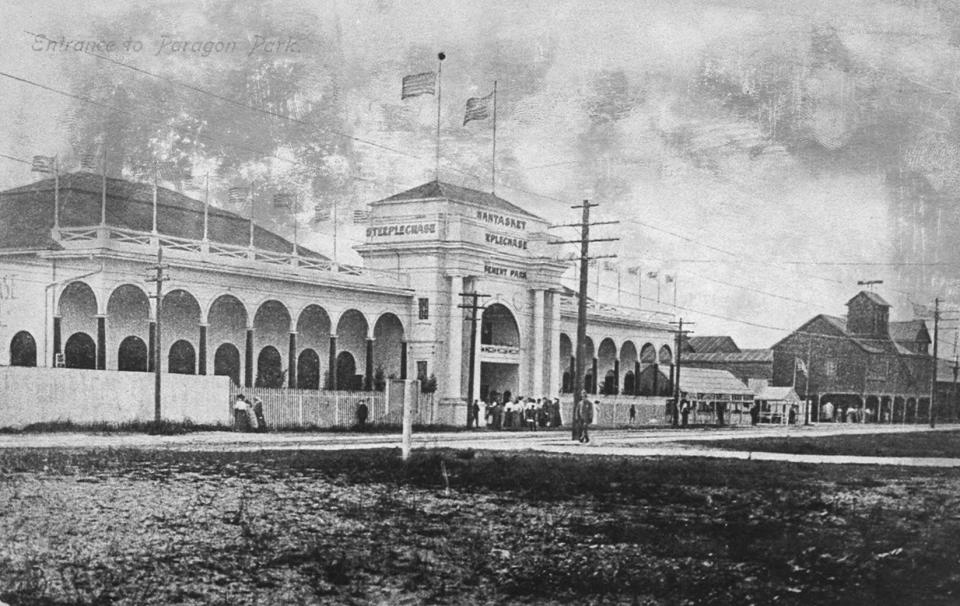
0,366,231,427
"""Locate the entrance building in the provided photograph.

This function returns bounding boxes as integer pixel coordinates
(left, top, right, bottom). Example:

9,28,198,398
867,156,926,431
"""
0,174,675,423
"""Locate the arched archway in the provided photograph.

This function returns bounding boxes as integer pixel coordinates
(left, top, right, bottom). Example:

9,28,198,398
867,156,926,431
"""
481,303,519,346
107,285,150,371
373,313,405,384
297,348,320,390
65,333,96,369
117,336,148,372
623,371,636,394
214,343,241,386
169,340,196,375
598,338,618,394
10,331,37,367
336,309,368,390
256,345,284,387
658,345,673,365
620,340,638,394
640,343,657,364
59,282,98,367
583,336,596,394
296,304,331,387
336,351,358,391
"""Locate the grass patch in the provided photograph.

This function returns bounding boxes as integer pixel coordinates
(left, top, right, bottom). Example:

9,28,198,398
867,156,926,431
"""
0,418,232,435
686,429,960,458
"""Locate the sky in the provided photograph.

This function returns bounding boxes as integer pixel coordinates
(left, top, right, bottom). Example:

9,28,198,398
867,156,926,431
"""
1,0,959,349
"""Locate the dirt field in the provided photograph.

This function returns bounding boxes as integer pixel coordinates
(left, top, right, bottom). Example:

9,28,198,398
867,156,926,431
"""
2,447,960,605
686,430,960,458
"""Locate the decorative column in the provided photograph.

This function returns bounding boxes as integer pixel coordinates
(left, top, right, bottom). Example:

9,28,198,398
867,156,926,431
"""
53,316,62,366
591,357,599,394
288,332,297,388
364,337,374,391
96,315,106,370
328,335,337,390
613,360,620,395
244,328,254,388
446,275,464,400
148,321,156,372
198,324,207,375
400,341,408,380
634,361,641,396
532,289,545,397
547,290,561,397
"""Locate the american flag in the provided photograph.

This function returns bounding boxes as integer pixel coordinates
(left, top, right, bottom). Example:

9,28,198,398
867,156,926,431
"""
664,274,675,284
401,72,436,99
463,91,494,125
602,261,617,271
228,187,249,204
313,205,331,222
78,151,99,171
273,192,295,208
646,271,658,279
31,155,55,174
626,266,641,275
352,209,370,223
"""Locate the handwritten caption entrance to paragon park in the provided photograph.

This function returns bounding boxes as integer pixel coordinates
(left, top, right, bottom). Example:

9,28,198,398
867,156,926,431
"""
31,34,301,57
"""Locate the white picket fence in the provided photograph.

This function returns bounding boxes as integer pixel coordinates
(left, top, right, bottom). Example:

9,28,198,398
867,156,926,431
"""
229,385,388,429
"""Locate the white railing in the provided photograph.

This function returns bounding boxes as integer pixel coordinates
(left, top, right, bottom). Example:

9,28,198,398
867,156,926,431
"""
229,385,388,429
54,224,405,286
480,344,521,355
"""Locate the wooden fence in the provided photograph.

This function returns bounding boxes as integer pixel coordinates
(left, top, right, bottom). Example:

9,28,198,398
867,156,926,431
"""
229,385,389,429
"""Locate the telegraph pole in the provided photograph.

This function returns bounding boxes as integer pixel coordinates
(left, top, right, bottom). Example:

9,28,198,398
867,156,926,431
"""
146,247,169,423
459,290,490,428
930,297,939,428
548,200,619,440
670,318,694,427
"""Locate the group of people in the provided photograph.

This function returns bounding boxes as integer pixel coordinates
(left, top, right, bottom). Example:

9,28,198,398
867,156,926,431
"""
470,396,564,430
233,394,268,432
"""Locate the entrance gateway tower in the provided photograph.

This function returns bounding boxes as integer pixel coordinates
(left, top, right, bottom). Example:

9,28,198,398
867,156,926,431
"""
357,181,568,422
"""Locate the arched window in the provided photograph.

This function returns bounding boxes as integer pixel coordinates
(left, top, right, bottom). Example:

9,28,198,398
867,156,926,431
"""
256,346,283,387
64,333,96,369
117,336,148,372
214,343,241,386
169,340,196,375
10,331,37,367
297,348,321,390
336,351,358,391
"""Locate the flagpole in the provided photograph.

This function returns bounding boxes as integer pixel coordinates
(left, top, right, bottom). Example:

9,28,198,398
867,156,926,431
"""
673,276,677,307
53,155,60,232
248,182,255,249
333,196,339,264
491,80,497,194
617,268,621,306
152,163,158,235
202,173,209,242
638,268,642,309
292,195,298,256
100,147,107,226
435,52,445,182
657,277,661,304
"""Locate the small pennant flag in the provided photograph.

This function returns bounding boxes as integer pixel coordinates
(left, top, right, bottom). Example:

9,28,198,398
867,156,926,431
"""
78,151,99,171
602,261,617,271
273,192,295,208
463,92,494,125
228,187,249,204
795,357,808,374
31,155,55,174
665,274,675,284
313,205,331,222
646,271,659,279
353,209,370,223
626,266,641,276
401,72,436,99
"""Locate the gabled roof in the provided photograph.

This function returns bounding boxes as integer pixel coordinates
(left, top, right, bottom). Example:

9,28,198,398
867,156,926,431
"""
678,367,754,396
889,320,931,344
847,290,890,308
773,314,887,353
379,180,544,222
754,385,800,401
685,336,740,354
684,349,773,363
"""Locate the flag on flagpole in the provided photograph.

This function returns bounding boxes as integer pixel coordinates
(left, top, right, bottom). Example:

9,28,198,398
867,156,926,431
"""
228,187,249,205
352,209,370,224
646,271,659,279
273,192,295,208
401,72,436,99
31,155,55,174
313,206,331,223
79,151,99,171
602,261,617,271
626,265,641,275
665,274,675,283
463,91,494,125
795,357,808,374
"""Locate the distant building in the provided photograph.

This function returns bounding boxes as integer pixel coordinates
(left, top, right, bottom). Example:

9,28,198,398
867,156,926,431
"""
772,291,936,422
681,335,773,384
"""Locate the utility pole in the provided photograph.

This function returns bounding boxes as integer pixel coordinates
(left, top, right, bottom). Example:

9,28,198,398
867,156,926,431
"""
930,297,939,428
547,200,619,440
146,247,169,423
459,290,490,428
670,318,694,427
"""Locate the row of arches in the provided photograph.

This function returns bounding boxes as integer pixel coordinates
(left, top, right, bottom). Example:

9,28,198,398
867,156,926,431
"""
559,334,674,396
41,280,409,389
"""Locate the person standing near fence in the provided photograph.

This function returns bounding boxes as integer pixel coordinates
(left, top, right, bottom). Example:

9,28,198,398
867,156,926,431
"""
234,395,251,432
356,399,369,430
252,397,267,433
629,404,636,425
